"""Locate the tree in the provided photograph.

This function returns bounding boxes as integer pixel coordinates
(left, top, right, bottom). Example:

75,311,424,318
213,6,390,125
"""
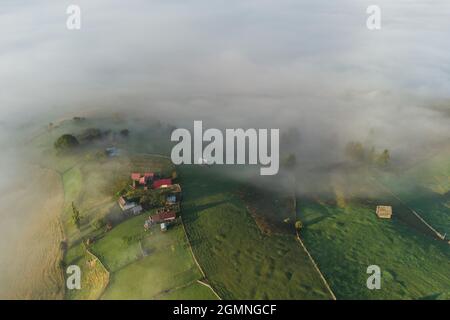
282,154,297,170
54,134,79,151
71,202,81,229
345,141,365,161
376,149,390,166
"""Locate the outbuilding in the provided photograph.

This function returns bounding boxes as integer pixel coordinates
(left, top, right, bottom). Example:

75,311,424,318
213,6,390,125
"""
376,206,392,219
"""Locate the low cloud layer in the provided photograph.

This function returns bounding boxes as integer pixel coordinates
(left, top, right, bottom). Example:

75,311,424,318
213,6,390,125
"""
1,1,449,151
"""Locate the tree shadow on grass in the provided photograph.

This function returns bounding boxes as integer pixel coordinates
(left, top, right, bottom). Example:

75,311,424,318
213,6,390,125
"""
296,196,342,227
182,199,232,224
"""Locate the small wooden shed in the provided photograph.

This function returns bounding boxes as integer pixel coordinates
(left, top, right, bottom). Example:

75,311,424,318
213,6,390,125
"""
376,206,392,219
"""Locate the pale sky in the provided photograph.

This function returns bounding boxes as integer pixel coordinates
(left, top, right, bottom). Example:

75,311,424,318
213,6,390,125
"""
0,0,449,154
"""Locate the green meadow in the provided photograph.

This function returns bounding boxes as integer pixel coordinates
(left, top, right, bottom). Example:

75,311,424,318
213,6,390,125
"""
95,216,216,300
60,157,217,299
296,195,450,299
39,117,216,300
179,165,333,300
378,149,450,236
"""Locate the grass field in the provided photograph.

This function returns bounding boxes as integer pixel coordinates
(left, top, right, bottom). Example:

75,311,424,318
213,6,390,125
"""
238,182,296,235
95,215,216,299
155,281,218,300
378,149,450,236
55,134,215,299
296,194,450,299
64,242,110,300
179,165,333,300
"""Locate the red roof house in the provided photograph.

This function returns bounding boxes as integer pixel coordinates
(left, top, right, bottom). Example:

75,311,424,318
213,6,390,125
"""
131,172,155,187
153,179,172,189
131,173,141,181
144,172,154,178
150,211,176,223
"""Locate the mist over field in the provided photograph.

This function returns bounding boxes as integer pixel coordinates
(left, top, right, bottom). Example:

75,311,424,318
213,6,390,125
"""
0,0,449,298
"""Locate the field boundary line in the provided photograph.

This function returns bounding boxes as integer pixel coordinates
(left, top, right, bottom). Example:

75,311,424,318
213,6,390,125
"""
86,248,111,299
371,178,446,242
293,187,336,300
295,232,337,300
179,216,222,300
196,280,222,300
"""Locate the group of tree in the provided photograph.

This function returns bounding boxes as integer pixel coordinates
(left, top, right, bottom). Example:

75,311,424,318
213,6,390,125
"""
140,191,165,209
120,129,130,137
345,141,390,167
79,128,103,142
124,188,166,209
55,127,130,151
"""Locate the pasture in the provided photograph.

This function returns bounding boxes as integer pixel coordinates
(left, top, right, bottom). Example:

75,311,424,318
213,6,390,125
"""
179,165,333,300
93,215,217,300
56,139,214,299
378,148,450,236
296,193,450,299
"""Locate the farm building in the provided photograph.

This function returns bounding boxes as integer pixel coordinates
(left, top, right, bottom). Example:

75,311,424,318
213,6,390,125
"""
166,195,177,205
150,210,177,224
376,206,392,219
144,210,177,230
153,178,172,189
165,184,182,205
131,172,155,189
118,196,143,215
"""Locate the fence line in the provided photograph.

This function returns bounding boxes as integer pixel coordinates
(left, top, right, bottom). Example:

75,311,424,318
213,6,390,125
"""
86,248,111,299
293,190,337,300
372,178,447,242
295,233,337,300
197,280,222,300
179,216,222,300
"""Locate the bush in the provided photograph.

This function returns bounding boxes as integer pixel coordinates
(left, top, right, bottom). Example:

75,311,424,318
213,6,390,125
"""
295,220,303,232
93,218,106,230
71,202,81,228
59,240,68,251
